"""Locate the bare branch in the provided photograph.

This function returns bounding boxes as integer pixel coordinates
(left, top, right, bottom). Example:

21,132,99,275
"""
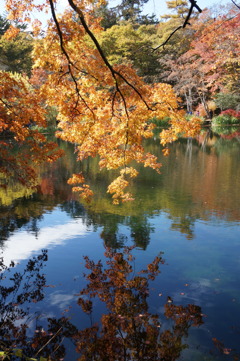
153,0,202,52
48,0,72,67
186,0,202,24
34,327,63,356
231,0,240,9
153,26,183,51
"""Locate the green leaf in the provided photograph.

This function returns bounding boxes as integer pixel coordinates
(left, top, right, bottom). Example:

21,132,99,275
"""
13,348,23,357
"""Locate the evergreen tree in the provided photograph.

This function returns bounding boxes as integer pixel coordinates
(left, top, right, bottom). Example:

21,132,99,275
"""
0,14,33,74
0,14,10,35
161,0,196,21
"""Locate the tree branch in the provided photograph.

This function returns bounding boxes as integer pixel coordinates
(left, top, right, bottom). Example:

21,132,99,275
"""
153,0,202,51
231,0,240,9
48,0,95,118
153,26,183,51
67,0,152,111
186,0,202,23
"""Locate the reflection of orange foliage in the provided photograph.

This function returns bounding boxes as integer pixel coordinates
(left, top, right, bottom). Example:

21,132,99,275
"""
212,337,233,357
196,132,218,147
173,139,240,221
192,151,232,218
0,244,204,360
75,247,203,361
40,178,54,195
221,132,240,140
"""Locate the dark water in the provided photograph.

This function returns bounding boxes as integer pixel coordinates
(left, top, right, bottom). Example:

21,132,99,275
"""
0,131,240,360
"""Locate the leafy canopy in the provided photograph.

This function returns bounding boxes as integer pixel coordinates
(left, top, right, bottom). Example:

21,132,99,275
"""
1,0,202,203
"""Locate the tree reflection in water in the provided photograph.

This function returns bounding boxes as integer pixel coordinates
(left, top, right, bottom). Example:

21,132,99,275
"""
75,247,203,361
0,248,203,360
0,250,75,360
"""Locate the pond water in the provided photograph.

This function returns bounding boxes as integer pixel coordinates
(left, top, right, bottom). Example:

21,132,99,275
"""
0,130,240,360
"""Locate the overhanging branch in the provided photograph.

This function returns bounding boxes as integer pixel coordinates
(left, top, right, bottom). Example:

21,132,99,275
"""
48,0,95,117
231,0,240,9
67,0,152,112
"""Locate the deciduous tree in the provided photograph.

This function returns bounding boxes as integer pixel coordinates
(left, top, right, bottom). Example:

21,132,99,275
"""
1,0,202,203
161,5,240,116
0,71,63,187
185,6,240,94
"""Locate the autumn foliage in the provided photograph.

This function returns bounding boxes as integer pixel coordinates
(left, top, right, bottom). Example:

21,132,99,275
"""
0,0,203,202
189,9,240,93
162,5,240,116
0,71,63,186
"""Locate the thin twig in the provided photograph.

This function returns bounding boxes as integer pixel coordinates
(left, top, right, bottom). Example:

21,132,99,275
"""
153,0,202,51
153,26,183,51
34,327,63,356
48,0,95,118
67,0,152,112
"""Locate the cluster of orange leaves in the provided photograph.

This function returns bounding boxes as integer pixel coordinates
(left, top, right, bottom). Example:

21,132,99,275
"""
2,0,202,201
0,71,63,186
